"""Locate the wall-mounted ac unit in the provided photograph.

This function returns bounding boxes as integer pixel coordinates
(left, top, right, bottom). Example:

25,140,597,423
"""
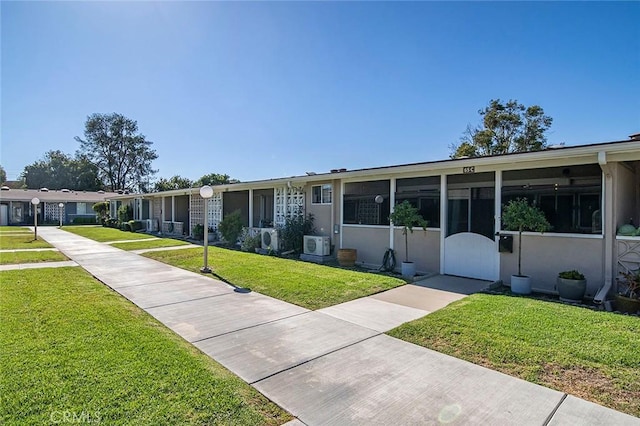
303,235,331,256
261,228,279,250
146,218,158,232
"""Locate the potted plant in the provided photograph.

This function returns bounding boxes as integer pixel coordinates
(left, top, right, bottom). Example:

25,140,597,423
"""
389,200,428,278
556,270,586,303
502,198,551,295
616,269,640,314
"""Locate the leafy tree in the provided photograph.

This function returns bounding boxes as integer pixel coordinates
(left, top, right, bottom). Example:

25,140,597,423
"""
75,113,158,192
153,175,192,192
0,165,6,184
21,150,101,190
389,200,428,263
502,198,551,277
451,99,553,158
193,173,232,187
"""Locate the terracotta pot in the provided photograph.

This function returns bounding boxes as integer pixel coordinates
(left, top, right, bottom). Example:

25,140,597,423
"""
615,294,640,314
337,248,357,267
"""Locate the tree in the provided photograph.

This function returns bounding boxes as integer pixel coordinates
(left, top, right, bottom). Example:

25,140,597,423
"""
502,198,551,277
388,200,428,263
75,113,158,192
193,173,232,187
451,99,553,158
21,150,102,190
0,165,6,184
153,175,192,192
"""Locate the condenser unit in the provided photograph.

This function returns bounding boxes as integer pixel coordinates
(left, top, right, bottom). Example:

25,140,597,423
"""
146,218,158,232
303,235,331,256
261,228,279,250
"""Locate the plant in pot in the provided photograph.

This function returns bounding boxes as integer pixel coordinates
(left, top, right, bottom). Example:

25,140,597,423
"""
502,198,551,295
616,269,640,314
556,270,586,303
388,200,428,278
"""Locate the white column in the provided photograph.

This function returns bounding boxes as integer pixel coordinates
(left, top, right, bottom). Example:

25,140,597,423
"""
188,193,192,236
339,180,345,249
389,177,396,249
138,198,143,221
171,196,176,222
440,173,447,274
248,189,254,229
494,170,502,281
161,197,166,222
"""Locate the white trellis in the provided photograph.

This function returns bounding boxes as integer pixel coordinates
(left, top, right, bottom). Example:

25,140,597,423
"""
208,192,223,229
617,237,640,276
44,202,61,221
275,186,305,227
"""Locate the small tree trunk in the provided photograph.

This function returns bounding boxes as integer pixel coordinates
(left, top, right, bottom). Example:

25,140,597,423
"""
404,229,409,263
517,229,523,276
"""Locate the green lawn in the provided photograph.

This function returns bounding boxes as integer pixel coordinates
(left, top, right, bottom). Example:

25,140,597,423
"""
388,294,640,417
145,247,406,310
0,235,52,249
0,250,67,265
0,226,30,233
63,226,155,242
0,267,291,425
111,238,190,251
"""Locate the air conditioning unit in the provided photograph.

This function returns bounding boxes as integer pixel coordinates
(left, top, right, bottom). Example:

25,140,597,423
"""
303,235,331,256
261,228,279,250
146,218,158,232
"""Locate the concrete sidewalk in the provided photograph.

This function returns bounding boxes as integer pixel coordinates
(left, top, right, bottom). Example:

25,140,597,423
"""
35,227,639,425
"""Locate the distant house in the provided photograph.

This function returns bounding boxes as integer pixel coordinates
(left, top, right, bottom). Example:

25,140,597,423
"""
0,187,118,226
111,135,640,299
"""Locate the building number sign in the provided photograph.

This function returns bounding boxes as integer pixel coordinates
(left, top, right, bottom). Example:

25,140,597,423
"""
463,166,475,174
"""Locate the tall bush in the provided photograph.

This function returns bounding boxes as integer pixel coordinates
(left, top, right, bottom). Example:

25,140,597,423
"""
92,201,109,225
218,210,243,245
117,204,133,224
279,212,315,253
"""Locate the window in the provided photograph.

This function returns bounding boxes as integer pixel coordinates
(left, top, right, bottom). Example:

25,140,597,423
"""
502,164,602,234
343,180,390,225
76,202,88,215
395,176,440,228
312,184,332,204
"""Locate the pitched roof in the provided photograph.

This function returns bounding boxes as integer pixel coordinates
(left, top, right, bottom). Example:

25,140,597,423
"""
0,188,116,203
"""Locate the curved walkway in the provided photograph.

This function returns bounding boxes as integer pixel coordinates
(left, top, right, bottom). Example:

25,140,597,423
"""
36,227,638,425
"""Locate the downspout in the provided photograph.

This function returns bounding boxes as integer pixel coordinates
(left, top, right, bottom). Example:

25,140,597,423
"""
595,151,614,304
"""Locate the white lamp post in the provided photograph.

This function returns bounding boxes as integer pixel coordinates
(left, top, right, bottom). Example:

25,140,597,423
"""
199,185,214,273
31,197,40,240
58,203,64,227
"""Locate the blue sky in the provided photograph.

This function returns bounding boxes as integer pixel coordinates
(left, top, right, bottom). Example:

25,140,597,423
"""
2,1,639,183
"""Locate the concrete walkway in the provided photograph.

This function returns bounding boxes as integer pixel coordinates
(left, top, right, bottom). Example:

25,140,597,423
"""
0,260,78,271
34,227,639,425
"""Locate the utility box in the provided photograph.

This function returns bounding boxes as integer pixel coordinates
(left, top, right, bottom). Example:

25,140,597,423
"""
499,235,513,253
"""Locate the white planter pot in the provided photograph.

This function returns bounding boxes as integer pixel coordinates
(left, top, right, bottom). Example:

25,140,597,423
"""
511,275,532,295
401,262,416,278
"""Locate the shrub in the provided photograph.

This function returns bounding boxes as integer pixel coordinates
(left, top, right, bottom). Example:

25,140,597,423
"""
558,270,585,280
218,210,243,245
279,212,315,253
240,228,262,252
92,201,109,224
192,224,204,240
127,220,145,232
72,217,98,225
117,204,133,224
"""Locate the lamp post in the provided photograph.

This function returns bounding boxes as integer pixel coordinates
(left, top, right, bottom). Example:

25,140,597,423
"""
58,203,64,227
31,197,40,241
199,185,214,273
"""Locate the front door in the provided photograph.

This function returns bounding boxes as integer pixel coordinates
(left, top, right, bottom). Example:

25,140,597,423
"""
444,173,498,281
